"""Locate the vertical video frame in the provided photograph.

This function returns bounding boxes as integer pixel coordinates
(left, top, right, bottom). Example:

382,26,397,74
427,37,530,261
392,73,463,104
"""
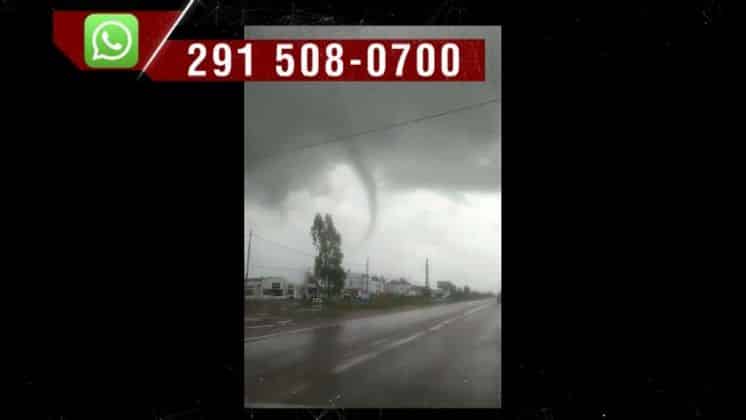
244,26,501,409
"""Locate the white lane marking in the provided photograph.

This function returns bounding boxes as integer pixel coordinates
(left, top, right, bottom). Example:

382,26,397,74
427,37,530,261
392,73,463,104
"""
384,331,427,350
332,351,381,374
244,324,337,342
463,304,490,317
370,338,391,347
329,303,493,374
427,303,492,332
288,382,310,395
461,303,492,319
429,321,449,332
245,324,275,329
333,331,429,374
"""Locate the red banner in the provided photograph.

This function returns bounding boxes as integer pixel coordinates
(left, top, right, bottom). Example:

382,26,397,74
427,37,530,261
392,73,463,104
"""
53,11,486,82
146,39,486,82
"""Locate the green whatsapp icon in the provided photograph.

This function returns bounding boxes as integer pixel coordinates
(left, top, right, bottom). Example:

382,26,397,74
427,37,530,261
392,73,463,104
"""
84,14,139,69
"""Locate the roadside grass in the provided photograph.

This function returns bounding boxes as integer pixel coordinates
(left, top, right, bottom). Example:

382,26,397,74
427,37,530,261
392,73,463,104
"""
336,295,437,310
246,294,491,322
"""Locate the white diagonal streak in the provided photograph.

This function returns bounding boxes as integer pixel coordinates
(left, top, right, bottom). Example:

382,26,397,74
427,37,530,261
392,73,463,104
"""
137,0,196,80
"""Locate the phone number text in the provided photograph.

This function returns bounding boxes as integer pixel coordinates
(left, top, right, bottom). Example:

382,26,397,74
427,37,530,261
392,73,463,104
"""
147,39,486,81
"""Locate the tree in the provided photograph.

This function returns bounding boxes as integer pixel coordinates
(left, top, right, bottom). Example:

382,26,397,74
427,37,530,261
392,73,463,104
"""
304,271,315,284
310,213,346,299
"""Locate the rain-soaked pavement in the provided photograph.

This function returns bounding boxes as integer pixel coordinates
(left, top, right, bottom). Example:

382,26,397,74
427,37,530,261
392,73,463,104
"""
245,299,501,408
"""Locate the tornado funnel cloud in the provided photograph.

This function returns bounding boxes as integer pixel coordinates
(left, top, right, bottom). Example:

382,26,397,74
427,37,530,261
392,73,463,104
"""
347,142,378,242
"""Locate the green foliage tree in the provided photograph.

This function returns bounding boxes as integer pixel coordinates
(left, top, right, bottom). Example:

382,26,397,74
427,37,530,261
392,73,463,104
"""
310,213,346,299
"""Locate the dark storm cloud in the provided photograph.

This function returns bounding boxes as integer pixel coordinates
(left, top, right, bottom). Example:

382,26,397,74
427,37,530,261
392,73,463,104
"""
245,27,500,236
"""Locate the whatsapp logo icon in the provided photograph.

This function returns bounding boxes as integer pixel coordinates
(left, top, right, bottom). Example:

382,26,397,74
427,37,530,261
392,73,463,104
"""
84,14,139,69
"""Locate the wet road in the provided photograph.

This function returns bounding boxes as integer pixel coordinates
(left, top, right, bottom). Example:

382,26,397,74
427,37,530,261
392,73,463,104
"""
245,299,501,408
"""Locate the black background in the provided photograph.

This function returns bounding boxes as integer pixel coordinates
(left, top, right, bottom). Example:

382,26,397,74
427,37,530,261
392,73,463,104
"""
4,1,734,419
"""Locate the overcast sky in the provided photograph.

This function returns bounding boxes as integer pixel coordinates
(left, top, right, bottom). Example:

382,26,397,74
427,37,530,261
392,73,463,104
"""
245,27,500,294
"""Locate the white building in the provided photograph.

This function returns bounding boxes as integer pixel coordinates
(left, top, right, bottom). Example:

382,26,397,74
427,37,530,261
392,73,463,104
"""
345,272,384,296
436,280,456,298
301,278,321,299
406,286,428,297
366,276,384,295
286,282,301,299
245,278,263,299
245,277,300,299
385,278,412,296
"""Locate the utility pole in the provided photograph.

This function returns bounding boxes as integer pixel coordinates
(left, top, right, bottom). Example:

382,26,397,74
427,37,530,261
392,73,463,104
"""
245,229,252,283
366,257,370,295
426,258,430,292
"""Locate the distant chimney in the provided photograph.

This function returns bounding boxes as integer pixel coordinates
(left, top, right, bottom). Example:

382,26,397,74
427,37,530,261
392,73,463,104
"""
425,258,430,290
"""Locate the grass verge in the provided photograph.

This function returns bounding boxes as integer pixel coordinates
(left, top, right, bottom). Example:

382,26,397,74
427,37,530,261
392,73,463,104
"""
246,294,491,323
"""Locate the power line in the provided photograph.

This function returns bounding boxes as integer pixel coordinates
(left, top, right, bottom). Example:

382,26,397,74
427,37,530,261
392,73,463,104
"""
246,227,368,267
249,231,317,258
250,263,311,273
347,262,367,267
250,262,363,273
246,98,499,164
